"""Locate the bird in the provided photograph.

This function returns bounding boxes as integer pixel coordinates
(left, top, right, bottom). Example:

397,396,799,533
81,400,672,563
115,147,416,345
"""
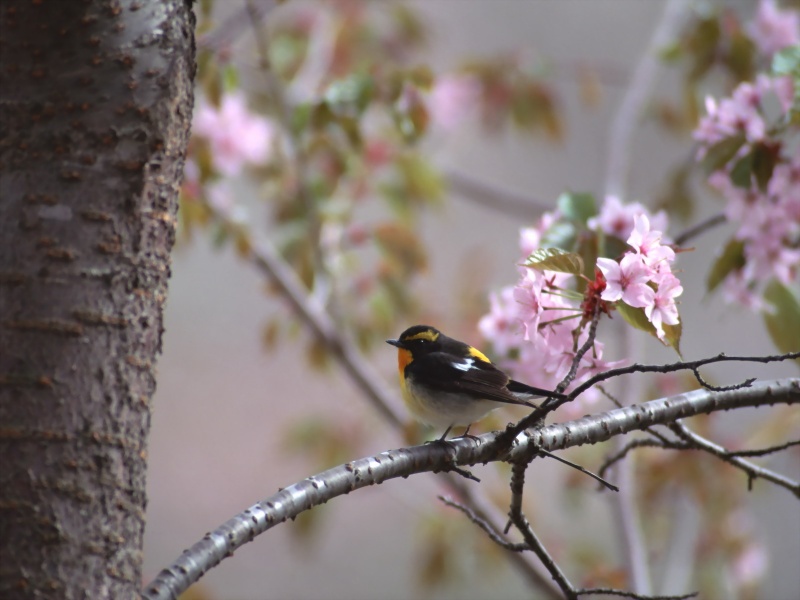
386,324,564,441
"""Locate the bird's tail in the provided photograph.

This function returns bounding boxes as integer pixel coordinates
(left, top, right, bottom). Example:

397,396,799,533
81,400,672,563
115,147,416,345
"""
507,380,566,400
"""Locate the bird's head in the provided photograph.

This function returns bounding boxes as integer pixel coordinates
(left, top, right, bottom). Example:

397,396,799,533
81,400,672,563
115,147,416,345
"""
386,324,444,358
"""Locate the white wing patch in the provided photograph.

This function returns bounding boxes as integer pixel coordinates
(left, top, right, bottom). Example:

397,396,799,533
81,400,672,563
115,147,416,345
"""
452,358,475,372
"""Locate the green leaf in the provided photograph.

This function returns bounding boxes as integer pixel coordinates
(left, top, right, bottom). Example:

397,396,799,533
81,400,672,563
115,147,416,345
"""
659,41,683,63
701,135,746,174
575,230,600,285
523,248,584,275
557,192,597,225
541,222,576,252
729,150,754,189
616,302,654,334
772,46,800,117
724,31,755,82
706,238,745,293
222,65,239,93
324,73,375,118
752,143,778,193
374,223,427,275
663,320,682,357
616,302,681,353
763,281,800,365
772,45,800,78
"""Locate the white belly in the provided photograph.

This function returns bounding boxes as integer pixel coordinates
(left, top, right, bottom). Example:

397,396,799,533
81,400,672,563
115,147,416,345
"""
404,377,503,428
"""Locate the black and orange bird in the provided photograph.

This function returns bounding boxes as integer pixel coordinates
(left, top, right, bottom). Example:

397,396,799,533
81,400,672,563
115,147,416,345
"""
387,325,564,440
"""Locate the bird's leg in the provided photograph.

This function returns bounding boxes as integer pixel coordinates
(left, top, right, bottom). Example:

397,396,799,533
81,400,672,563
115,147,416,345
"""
457,424,482,443
424,425,457,450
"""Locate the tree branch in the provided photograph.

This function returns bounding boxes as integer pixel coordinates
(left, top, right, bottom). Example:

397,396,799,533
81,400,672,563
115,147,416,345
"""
446,167,553,218
142,378,799,600
604,0,689,199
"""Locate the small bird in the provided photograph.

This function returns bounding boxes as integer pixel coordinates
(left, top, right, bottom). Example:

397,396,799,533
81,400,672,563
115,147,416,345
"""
386,325,564,440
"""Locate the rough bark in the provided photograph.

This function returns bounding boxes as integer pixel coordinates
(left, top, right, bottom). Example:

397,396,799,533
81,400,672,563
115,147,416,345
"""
0,1,195,598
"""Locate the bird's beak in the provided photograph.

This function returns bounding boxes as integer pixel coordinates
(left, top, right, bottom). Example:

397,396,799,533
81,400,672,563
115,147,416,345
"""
386,338,404,348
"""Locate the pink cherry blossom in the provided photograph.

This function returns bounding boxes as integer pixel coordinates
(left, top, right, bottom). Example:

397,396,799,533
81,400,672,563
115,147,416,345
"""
627,214,676,268
193,92,275,176
519,227,542,259
513,269,545,339
722,271,767,312
731,542,769,586
749,0,800,57
597,255,655,308
644,275,683,340
694,90,766,149
428,74,480,131
478,286,521,356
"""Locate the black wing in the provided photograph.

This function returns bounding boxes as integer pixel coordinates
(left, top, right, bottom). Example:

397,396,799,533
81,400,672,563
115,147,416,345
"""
408,352,534,407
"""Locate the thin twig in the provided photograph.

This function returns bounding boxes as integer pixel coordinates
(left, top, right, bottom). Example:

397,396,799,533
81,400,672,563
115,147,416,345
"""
668,421,800,498
691,367,755,392
438,495,528,552
599,439,676,479
727,439,800,457
507,461,577,598
538,449,619,492
446,168,553,218
561,306,603,393
673,213,727,246
575,588,697,600
496,305,603,449
569,351,800,400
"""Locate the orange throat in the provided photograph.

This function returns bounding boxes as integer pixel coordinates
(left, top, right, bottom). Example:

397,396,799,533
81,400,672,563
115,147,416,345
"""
397,348,413,377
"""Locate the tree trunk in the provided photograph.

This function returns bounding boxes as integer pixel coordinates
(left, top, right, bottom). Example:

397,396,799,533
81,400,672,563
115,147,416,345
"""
0,2,195,598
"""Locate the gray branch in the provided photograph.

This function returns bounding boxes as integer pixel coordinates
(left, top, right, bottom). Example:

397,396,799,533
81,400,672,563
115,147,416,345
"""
143,378,799,600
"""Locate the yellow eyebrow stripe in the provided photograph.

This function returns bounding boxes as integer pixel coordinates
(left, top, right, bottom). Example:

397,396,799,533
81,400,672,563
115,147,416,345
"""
404,330,439,342
468,346,492,363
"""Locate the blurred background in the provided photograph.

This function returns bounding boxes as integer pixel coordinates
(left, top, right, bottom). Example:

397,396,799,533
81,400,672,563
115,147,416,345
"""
143,1,800,599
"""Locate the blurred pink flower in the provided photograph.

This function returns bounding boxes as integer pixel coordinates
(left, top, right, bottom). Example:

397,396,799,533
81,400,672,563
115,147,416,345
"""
722,271,767,312
732,542,769,586
478,286,521,356
428,74,480,131
513,269,545,339
695,91,766,149
193,92,275,176
749,0,799,57
588,195,668,241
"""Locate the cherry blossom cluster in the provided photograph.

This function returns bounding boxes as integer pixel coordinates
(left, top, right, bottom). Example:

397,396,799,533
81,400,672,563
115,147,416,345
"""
693,76,798,309
479,197,681,410
597,214,683,340
749,0,800,58
693,74,794,152
479,260,615,415
193,92,275,177
183,92,277,222
709,156,800,310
